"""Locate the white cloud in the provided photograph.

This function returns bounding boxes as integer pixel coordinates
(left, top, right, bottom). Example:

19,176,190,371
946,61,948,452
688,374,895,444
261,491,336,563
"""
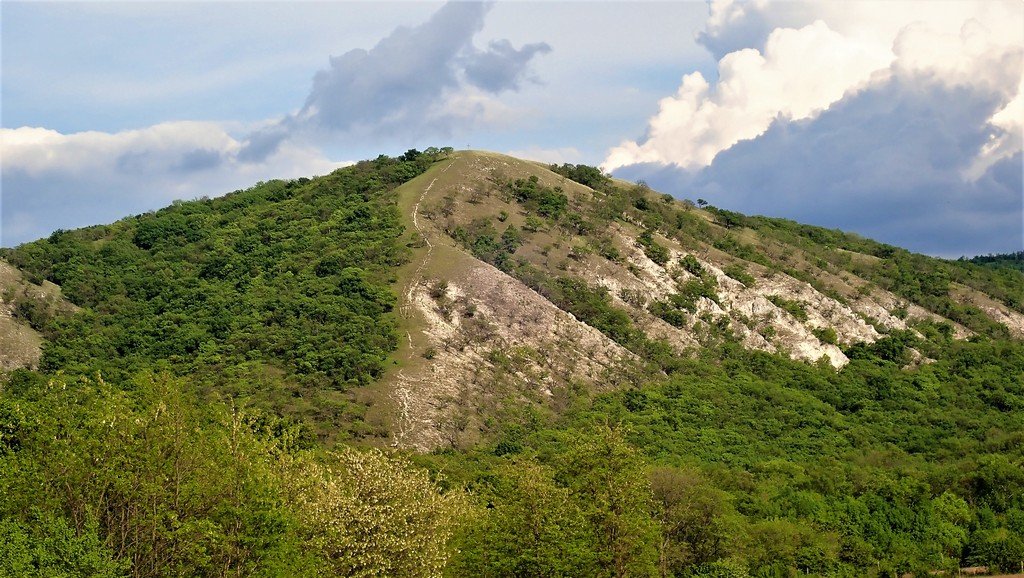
1,123,346,245
606,0,1023,256
2,123,236,176
604,0,1024,173
969,77,1024,180
604,19,890,171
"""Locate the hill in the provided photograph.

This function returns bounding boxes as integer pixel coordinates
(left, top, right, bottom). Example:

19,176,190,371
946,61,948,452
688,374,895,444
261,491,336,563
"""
1,149,1022,577
965,251,1024,273
0,258,75,372
382,151,1023,449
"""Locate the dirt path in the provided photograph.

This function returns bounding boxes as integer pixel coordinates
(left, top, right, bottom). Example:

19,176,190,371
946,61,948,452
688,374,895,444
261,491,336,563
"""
391,161,454,447
404,161,452,305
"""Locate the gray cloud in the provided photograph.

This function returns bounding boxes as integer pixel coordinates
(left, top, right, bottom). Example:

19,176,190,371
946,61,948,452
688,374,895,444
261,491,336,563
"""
614,75,1024,257
238,1,550,162
115,150,156,174
121,146,224,174
463,39,552,92
174,148,224,172
237,123,292,164
696,2,814,59
302,1,488,132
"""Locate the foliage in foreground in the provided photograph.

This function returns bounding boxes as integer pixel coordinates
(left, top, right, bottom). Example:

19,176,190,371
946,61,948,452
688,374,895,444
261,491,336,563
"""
432,336,1024,577
0,372,466,578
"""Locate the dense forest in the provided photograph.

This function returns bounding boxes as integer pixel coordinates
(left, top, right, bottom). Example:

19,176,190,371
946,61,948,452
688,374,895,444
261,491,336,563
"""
965,251,1024,273
1,151,1022,577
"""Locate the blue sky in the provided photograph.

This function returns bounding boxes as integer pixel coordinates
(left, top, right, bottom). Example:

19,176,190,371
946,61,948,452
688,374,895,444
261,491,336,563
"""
2,1,1022,257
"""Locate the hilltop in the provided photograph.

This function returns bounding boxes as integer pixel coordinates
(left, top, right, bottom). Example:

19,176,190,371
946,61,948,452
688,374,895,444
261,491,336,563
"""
1,149,1022,577
380,151,1024,448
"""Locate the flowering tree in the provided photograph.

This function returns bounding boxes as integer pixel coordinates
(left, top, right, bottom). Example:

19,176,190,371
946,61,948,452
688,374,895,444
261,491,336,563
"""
289,447,468,578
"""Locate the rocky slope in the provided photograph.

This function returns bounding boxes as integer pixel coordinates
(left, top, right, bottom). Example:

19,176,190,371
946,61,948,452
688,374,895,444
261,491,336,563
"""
0,259,75,372
381,151,1024,449
3,150,1020,451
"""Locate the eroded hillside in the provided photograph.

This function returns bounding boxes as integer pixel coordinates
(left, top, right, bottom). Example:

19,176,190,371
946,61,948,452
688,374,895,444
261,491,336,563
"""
0,259,74,372
383,151,1024,449
4,149,1021,452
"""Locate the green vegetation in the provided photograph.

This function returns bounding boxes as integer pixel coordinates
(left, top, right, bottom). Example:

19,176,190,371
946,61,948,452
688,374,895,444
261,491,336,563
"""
723,263,756,288
0,372,465,578
649,276,720,329
767,295,809,322
680,254,706,277
964,251,1024,272
450,218,525,271
723,216,1024,336
549,162,611,190
2,153,1022,577
430,336,1024,577
813,326,839,345
639,230,672,266
506,174,569,219
4,151,438,438
439,160,1024,575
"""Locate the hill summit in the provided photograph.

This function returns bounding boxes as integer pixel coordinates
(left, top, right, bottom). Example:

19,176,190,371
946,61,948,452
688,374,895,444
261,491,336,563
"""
381,151,1024,448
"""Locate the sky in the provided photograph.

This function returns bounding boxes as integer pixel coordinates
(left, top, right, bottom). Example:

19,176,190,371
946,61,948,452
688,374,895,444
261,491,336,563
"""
2,1,1022,257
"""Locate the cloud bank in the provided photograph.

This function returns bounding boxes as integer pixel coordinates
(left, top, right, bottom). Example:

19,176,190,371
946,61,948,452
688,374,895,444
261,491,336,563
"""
605,0,1024,256
2,1,550,246
1,123,344,245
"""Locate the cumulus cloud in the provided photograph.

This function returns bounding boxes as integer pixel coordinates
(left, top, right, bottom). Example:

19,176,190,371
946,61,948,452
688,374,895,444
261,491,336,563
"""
616,75,1021,256
1,123,345,246
604,19,890,171
605,0,1024,255
239,1,550,161
696,0,814,59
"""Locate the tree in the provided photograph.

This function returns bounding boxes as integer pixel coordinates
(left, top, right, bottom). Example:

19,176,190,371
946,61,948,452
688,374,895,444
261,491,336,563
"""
555,427,660,577
650,467,737,575
0,514,127,578
285,447,468,578
0,373,314,577
451,462,598,577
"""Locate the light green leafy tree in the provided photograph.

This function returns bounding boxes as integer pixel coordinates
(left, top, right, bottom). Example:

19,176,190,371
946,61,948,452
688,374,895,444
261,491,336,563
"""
286,446,468,578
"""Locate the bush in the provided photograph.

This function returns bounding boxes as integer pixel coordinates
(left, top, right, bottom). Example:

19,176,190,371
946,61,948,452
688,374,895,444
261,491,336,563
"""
288,447,469,578
681,254,706,277
724,264,756,287
767,295,809,322
812,327,838,344
638,231,670,266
